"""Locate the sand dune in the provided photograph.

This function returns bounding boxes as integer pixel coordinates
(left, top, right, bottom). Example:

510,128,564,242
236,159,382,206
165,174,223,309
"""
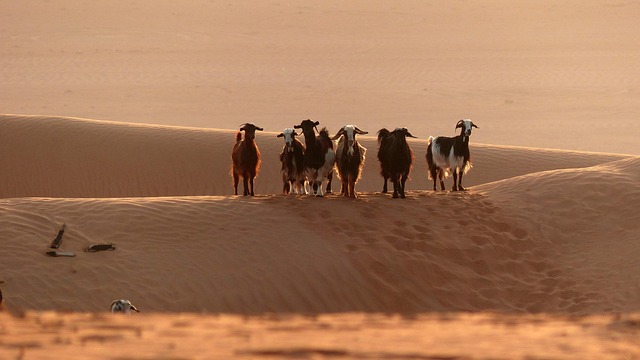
2,1,640,154
1,115,638,317
0,114,628,198
2,0,640,357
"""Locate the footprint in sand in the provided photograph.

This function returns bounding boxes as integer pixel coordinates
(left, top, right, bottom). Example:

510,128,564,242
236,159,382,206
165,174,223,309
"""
412,224,429,232
345,244,358,252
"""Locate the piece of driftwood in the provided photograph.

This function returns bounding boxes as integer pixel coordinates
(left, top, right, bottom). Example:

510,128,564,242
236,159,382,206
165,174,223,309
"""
50,224,67,249
87,244,116,252
46,250,76,257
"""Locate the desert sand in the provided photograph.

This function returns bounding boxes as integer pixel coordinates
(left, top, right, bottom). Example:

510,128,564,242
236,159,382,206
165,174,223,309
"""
1,1,640,359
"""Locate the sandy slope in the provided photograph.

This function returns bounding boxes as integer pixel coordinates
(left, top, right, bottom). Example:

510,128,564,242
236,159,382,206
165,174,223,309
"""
0,115,638,360
1,115,638,317
2,0,640,357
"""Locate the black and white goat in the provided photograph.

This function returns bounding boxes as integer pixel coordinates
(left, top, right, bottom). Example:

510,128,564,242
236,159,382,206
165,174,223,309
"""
110,299,140,314
332,125,368,198
294,119,336,197
377,127,416,199
426,119,479,191
277,128,306,195
231,123,263,196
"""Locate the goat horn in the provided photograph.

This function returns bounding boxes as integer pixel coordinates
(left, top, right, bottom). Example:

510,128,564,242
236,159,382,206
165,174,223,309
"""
331,128,345,140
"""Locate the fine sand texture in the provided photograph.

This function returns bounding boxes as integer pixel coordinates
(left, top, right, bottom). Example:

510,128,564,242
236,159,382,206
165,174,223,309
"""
2,0,640,358
1,312,639,359
1,115,638,316
0,115,639,359
2,0,640,154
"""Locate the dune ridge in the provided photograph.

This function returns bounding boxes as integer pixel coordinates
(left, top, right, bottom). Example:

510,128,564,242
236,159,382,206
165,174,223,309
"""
3,0,640,357
1,116,638,316
0,114,630,198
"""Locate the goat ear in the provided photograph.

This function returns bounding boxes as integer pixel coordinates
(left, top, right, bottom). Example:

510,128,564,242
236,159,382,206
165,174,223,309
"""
314,121,320,126
277,133,284,138
293,125,301,129
255,126,264,131
472,123,479,129
405,129,417,138
455,120,464,129
354,127,368,135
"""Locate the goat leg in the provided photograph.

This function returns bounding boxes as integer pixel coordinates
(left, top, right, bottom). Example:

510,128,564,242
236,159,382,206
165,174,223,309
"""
392,176,399,198
242,177,249,196
233,174,240,195
451,169,458,191
438,169,446,191
400,174,408,198
317,180,325,197
429,167,438,191
382,176,388,193
349,178,357,198
458,172,465,191
249,176,255,196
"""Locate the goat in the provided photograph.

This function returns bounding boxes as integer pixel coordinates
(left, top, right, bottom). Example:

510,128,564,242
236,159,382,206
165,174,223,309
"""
231,123,263,196
426,119,479,191
332,125,368,198
377,127,416,198
110,299,140,314
277,128,306,195
294,119,336,197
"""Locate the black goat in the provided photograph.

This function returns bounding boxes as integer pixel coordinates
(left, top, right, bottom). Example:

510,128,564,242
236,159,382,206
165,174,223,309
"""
377,127,416,199
294,119,336,197
277,128,306,195
231,123,263,196
426,119,478,191
332,125,368,198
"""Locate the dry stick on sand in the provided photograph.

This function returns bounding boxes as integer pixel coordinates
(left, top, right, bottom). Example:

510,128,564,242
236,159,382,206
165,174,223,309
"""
47,224,75,257
49,224,66,249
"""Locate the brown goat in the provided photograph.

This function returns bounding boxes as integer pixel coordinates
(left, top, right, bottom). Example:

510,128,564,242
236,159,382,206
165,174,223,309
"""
332,125,368,198
231,123,263,196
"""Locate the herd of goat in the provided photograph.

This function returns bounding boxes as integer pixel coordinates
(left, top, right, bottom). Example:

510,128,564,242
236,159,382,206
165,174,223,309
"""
232,119,479,198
